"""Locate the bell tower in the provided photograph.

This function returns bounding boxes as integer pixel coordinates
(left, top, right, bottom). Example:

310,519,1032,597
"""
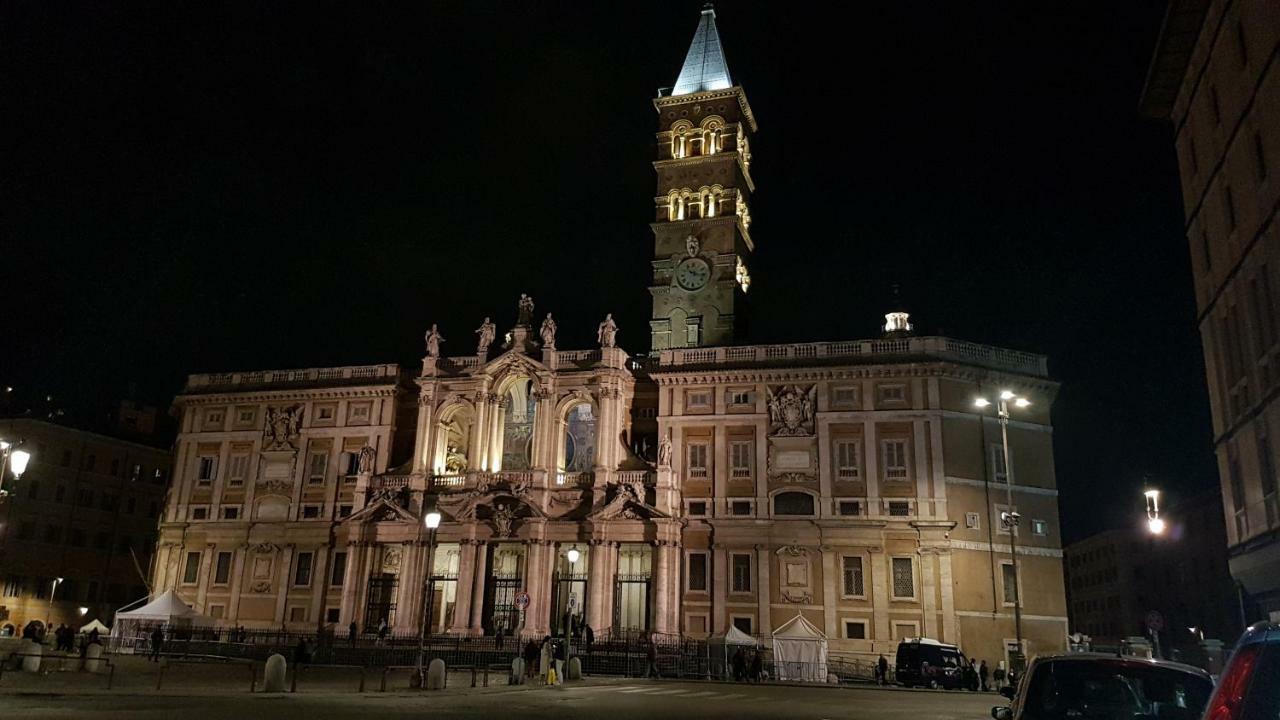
649,5,757,353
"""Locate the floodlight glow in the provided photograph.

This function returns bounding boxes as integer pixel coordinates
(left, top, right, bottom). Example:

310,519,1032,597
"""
1147,517,1165,535
9,449,30,476
425,511,442,530
1014,398,1031,408
1000,390,1016,400
974,398,991,408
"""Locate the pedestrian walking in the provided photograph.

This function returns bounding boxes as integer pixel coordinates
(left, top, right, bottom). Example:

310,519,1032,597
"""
877,654,889,685
149,626,165,662
645,636,659,679
749,650,763,683
583,623,594,652
553,638,566,685
293,637,311,667
993,660,1006,689
523,639,539,679
376,618,388,646
495,626,505,652
979,660,989,691
731,647,745,681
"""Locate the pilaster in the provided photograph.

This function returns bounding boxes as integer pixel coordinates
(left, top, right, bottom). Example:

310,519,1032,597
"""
712,544,728,633
755,544,771,634
450,540,477,634
468,541,489,634
870,547,889,641
821,548,837,638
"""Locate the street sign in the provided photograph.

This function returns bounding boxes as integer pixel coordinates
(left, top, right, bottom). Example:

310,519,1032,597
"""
567,594,578,611
514,591,530,610
1145,610,1164,632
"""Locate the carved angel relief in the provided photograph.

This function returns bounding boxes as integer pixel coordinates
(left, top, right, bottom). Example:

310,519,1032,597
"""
263,405,303,450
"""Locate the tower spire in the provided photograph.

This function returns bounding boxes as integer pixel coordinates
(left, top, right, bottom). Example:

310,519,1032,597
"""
672,5,733,96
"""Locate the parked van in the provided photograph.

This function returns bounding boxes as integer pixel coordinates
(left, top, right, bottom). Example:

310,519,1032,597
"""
896,637,967,689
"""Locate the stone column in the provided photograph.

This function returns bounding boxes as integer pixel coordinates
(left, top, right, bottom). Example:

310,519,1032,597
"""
870,547,890,643
712,545,728,634
863,420,880,512
471,395,490,471
756,544,772,635
523,540,545,634
586,541,607,630
274,545,296,626
395,543,422,633
713,424,728,515
352,543,377,628
228,547,246,622
938,549,957,645
821,548,837,639
414,395,434,473
469,542,489,634
338,542,362,626
309,548,330,629
920,549,939,639
913,420,930,517
450,540,476,634
195,544,216,611
817,418,832,517
653,542,671,633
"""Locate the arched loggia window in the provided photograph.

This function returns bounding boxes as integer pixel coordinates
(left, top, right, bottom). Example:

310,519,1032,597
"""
500,379,536,471
562,403,597,472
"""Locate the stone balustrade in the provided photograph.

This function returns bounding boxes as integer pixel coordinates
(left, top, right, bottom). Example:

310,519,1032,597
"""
186,363,401,390
657,336,1048,378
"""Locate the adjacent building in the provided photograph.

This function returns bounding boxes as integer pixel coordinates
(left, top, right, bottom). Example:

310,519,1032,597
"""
1140,0,1280,621
151,7,1069,666
0,418,171,634
1065,493,1239,649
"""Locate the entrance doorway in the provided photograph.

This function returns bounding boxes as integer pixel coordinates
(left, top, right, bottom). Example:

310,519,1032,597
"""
482,544,526,635
613,543,653,631
364,573,398,631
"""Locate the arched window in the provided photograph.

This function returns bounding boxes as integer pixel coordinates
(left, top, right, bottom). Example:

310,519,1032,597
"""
433,403,474,475
668,191,683,222
704,190,717,218
500,379,536,471
562,402,597,472
774,491,815,516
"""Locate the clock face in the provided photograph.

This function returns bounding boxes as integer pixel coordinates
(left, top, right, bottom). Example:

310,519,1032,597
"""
675,257,712,291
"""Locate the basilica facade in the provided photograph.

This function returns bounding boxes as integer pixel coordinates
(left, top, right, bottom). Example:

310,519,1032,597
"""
154,8,1068,666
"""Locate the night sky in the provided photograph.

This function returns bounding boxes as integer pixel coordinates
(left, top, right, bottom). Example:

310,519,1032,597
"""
2,1,1214,542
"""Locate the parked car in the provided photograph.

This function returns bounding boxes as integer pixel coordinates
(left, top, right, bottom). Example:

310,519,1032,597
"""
1201,621,1280,720
990,653,1213,720
896,638,968,689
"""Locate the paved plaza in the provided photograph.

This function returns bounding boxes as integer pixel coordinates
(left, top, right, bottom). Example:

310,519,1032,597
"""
0,669,1000,720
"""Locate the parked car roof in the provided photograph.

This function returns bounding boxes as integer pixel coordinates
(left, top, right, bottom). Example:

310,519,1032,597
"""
1029,652,1211,678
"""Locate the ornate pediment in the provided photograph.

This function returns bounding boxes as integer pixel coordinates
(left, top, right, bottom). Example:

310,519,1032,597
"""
480,348,548,379
766,385,816,437
342,497,418,525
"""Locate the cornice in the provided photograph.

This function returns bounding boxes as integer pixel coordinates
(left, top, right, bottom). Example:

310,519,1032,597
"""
177,386,401,405
652,86,758,133
651,361,1058,393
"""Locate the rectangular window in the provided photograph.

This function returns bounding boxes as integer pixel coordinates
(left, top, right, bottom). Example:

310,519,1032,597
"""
838,500,862,516
990,443,1008,483
236,408,256,426
204,409,224,429
729,390,751,406
844,621,867,639
965,512,981,530
729,441,752,479
55,485,66,503
888,501,910,517
891,557,914,599
191,507,209,520
294,552,313,587
331,552,347,586
842,556,864,597
687,442,709,479
686,391,711,410
197,456,217,484
302,504,322,519
182,552,201,584
687,500,708,517
326,608,341,623
877,384,905,404
227,454,249,487
209,605,226,620
307,452,328,485
214,552,232,584
289,606,308,622
732,616,753,635
293,550,312,586
1002,563,1019,605
688,552,708,592
995,504,1019,535
833,387,858,407
731,553,752,593
338,504,353,518
1032,519,1048,536
882,440,908,480
221,507,240,520
835,440,861,479
730,500,752,516
348,403,371,421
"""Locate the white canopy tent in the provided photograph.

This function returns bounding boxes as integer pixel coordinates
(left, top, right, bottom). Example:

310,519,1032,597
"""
771,614,829,682
79,619,111,636
111,590,211,652
708,625,761,679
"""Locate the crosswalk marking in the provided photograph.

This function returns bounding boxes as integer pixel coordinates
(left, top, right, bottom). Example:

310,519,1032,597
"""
646,688,691,695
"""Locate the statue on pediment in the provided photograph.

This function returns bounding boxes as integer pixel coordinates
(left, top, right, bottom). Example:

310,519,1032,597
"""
597,314,619,348
540,313,557,350
517,294,535,326
476,317,496,355
425,324,445,358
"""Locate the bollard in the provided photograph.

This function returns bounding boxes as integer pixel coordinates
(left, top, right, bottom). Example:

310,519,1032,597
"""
85,644,106,674
567,656,582,681
511,657,525,685
20,640,42,673
426,658,446,690
262,654,287,693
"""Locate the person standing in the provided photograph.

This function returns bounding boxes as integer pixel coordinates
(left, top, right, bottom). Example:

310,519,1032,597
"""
348,621,357,647
993,661,1006,690
149,626,165,662
749,650,763,683
376,618,388,646
552,638,566,685
495,626,505,652
523,639,539,680
979,660,990,692
731,647,745,681
583,623,594,653
645,636,659,679
877,654,889,685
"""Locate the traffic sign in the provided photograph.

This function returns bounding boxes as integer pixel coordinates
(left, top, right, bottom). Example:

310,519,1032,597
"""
1145,610,1164,632
567,594,578,610
514,591,530,610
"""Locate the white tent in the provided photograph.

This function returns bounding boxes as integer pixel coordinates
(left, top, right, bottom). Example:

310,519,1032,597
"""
771,614,829,683
708,625,761,679
111,590,211,652
79,619,111,636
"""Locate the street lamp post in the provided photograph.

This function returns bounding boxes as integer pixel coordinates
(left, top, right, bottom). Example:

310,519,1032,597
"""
416,506,441,686
563,545,580,682
47,577,64,629
975,390,1031,671
1144,489,1165,535
0,438,33,497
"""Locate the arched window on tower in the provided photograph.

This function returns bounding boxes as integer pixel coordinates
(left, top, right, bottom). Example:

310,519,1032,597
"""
499,378,536,471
